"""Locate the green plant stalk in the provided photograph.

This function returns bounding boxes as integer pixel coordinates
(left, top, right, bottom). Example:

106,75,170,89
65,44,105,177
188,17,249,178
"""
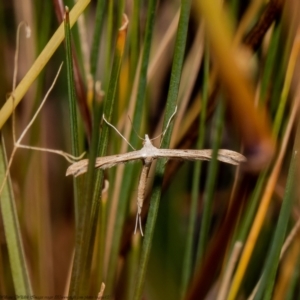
64,8,82,229
94,194,108,291
90,0,106,79
125,236,141,300
180,47,209,298
117,0,125,26
69,93,103,296
128,0,141,95
36,1,52,54
273,33,300,138
133,0,192,298
236,170,267,241
106,0,158,293
197,98,225,265
104,0,114,89
270,9,297,117
253,151,297,300
69,18,127,291
259,21,281,105
270,42,288,117
285,254,300,300
84,19,128,293
59,0,84,83
0,136,32,295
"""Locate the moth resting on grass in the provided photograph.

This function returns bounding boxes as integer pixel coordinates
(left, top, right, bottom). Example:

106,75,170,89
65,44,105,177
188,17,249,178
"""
66,115,246,236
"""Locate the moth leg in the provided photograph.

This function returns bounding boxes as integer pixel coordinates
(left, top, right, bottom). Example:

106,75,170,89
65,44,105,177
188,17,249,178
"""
134,208,144,236
138,215,143,236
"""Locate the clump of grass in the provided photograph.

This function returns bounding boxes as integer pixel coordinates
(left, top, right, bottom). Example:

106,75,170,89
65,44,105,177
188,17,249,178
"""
0,1,299,299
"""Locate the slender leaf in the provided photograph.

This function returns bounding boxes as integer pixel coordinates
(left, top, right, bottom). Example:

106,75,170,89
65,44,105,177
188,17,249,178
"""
69,16,127,295
133,0,192,298
0,135,32,295
64,7,82,229
254,152,297,300
90,0,106,80
197,98,225,264
180,46,209,298
106,0,158,292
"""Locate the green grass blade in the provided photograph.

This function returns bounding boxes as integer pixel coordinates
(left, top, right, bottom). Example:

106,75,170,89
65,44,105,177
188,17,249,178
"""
133,1,192,298
236,170,268,241
129,0,141,85
259,22,281,105
89,17,129,281
69,92,103,296
104,0,114,88
0,135,32,295
106,0,158,292
69,17,128,295
285,255,300,300
273,33,299,138
64,7,82,229
252,151,297,300
90,0,106,79
117,0,125,26
197,98,225,265
180,46,209,298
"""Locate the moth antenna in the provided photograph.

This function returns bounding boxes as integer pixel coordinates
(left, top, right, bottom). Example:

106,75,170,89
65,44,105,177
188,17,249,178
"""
127,115,144,141
150,106,177,144
103,114,136,150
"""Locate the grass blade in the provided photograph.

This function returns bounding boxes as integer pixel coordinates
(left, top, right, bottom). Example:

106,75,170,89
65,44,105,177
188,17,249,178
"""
133,0,192,298
197,98,225,264
180,46,209,298
253,151,297,300
105,0,158,292
64,7,82,229
227,84,300,300
90,0,106,79
69,15,128,295
0,135,32,294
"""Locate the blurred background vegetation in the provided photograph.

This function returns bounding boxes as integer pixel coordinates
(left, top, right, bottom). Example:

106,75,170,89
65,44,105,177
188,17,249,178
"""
0,0,300,299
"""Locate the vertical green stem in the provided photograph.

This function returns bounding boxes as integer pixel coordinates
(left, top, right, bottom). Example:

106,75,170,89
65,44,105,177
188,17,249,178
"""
90,0,106,80
180,46,209,298
106,0,157,293
254,152,297,300
0,136,32,295
64,7,81,229
197,99,225,265
133,0,192,298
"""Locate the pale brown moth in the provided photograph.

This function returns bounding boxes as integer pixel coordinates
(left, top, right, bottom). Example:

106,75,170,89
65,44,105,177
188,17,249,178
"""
66,110,246,235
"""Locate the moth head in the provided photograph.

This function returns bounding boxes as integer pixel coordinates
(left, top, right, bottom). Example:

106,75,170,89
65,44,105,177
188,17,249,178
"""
143,134,152,145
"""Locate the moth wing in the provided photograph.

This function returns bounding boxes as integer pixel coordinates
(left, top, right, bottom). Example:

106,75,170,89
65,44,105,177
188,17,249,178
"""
66,159,89,176
66,150,144,177
94,150,144,169
155,149,246,165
